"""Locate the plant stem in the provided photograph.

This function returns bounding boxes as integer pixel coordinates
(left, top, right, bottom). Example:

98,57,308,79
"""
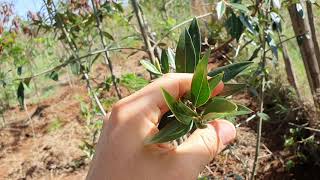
250,17,268,180
90,0,122,99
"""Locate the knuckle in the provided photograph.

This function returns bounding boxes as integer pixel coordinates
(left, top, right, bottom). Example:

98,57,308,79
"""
199,128,217,160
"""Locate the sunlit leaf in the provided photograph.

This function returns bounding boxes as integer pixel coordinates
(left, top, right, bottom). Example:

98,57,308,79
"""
266,32,278,59
175,29,196,73
219,83,246,96
216,1,226,20
191,51,210,107
239,14,257,35
140,60,162,75
208,62,253,82
145,119,193,144
188,18,201,62
272,0,281,9
270,12,282,32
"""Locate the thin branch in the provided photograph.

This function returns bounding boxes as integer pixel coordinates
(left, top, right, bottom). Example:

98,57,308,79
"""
90,0,122,99
131,0,157,65
288,122,320,133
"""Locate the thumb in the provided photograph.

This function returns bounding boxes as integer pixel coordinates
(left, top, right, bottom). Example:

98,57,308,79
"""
174,120,236,175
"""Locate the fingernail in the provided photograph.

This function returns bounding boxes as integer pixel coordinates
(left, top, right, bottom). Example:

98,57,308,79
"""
210,120,236,145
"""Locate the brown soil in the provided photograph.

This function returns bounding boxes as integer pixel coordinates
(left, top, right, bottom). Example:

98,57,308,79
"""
0,50,314,179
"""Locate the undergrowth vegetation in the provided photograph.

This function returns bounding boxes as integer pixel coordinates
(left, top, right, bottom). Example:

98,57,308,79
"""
0,0,320,179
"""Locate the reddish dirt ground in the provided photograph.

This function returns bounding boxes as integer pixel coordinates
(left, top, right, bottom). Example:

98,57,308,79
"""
0,50,312,179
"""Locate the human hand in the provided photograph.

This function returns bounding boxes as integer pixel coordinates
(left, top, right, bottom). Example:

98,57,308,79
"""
86,73,236,180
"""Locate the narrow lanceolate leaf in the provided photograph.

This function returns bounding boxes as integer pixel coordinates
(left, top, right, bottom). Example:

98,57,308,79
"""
257,112,270,121
219,83,246,96
216,1,226,20
140,60,162,75
191,52,211,107
228,3,249,13
239,14,257,35
208,61,253,82
188,18,201,62
202,104,252,122
145,119,193,144
175,29,196,73
17,82,24,109
208,72,224,91
225,12,244,42
162,88,197,125
167,48,176,69
266,33,278,59
204,97,238,114
102,31,114,41
161,50,170,73
270,12,282,32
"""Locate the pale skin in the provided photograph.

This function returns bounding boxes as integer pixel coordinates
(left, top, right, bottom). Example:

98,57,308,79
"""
87,73,236,180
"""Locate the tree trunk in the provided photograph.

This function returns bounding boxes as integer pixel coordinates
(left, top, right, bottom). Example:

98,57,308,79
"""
288,2,320,127
306,1,320,70
277,32,300,98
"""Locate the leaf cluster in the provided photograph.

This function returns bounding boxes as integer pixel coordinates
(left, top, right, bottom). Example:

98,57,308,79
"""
141,18,253,144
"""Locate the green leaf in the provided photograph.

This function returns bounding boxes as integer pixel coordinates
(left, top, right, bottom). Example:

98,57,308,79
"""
204,97,238,114
225,12,244,41
216,1,226,20
191,52,210,107
202,105,252,121
257,112,270,121
140,60,162,75
162,88,197,125
49,71,59,81
239,14,257,35
219,83,246,96
70,61,81,75
17,82,24,109
208,61,253,82
145,120,193,144
161,50,170,73
208,72,224,91
175,29,197,73
102,31,114,41
188,18,201,62
228,3,249,13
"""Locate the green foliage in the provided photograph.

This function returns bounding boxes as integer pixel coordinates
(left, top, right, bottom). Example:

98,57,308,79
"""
144,19,253,144
47,118,63,133
120,73,149,91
